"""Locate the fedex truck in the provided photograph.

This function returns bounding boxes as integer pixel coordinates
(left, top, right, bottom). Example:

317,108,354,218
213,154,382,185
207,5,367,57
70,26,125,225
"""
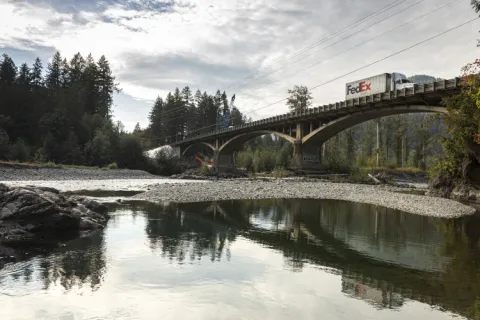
345,72,414,100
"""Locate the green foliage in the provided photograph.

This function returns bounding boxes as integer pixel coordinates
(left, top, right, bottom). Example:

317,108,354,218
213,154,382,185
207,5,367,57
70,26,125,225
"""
286,85,312,112
115,134,145,169
0,51,159,174
199,164,211,175
236,151,254,171
0,129,10,160
33,148,47,163
153,147,183,175
272,167,289,178
107,162,118,170
85,130,112,167
430,59,480,184
9,139,29,162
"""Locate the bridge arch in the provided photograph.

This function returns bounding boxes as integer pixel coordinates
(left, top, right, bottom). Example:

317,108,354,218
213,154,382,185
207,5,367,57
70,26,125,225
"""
219,130,296,154
182,141,216,157
302,105,447,147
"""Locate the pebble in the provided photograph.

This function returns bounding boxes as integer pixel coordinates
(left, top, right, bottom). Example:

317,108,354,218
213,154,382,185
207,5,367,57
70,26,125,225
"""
132,179,477,218
0,167,158,181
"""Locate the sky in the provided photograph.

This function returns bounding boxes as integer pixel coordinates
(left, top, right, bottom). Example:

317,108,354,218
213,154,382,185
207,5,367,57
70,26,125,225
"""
0,0,479,132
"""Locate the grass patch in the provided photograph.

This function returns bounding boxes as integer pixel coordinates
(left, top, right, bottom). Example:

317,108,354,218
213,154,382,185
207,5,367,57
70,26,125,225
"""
362,166,425,175
0,160,102,170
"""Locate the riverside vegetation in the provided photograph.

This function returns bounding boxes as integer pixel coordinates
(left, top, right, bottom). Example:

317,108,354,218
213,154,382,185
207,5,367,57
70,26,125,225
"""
2,0,480,197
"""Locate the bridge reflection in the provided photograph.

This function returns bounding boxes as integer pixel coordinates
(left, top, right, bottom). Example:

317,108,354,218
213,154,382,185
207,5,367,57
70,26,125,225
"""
134,199,480,318
2,198,480,319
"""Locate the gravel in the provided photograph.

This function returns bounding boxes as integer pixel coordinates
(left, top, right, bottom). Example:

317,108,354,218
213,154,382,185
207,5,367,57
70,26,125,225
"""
131,179,476,218
0,167,159,181
1,166,475,218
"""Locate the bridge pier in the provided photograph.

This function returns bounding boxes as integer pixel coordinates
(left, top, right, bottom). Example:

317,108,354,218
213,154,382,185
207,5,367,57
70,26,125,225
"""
216,152,235,173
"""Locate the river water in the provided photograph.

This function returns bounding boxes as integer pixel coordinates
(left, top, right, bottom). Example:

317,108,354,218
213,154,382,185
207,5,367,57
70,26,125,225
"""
1,197,480,320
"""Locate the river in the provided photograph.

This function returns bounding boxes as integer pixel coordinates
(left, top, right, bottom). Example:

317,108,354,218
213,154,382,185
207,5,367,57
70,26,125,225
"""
1,193,480,319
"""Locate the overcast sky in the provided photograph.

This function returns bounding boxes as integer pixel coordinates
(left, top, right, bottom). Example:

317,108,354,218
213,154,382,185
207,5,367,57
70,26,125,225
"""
1,0,479,131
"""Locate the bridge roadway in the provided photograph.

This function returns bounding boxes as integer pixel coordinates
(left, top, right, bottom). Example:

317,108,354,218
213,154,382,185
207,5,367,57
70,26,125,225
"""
171,77,463,171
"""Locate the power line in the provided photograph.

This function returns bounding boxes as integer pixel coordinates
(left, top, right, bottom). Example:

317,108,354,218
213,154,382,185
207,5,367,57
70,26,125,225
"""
222,0,410,89
154,0,418,119
150,15,478,142
230,0,428,93
234,0,461,97
141,0,452,128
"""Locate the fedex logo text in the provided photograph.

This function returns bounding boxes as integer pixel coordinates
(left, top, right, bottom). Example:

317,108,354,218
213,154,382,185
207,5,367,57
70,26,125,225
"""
346,81,372,95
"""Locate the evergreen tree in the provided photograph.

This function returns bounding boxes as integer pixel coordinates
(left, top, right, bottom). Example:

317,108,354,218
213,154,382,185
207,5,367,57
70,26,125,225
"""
31,58,43,88
0,54,17,84
45,51,62,89
16,63,31,87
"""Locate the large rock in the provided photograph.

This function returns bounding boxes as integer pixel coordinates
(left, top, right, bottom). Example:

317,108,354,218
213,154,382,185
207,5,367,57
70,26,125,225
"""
0,183,110,267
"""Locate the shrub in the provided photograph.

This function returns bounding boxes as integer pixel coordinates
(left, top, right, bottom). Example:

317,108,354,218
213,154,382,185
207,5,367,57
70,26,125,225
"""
0,129,10,160
272,166,289,178
9,139,29,162
34,148,48,163
107,162,118,169
199,164,211,175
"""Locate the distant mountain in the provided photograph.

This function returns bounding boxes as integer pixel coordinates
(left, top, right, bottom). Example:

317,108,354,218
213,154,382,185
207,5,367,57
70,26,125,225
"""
408,74,443,85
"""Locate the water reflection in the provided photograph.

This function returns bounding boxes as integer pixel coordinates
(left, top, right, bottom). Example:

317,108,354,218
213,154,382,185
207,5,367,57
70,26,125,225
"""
2,198,480,319
0,229,106,293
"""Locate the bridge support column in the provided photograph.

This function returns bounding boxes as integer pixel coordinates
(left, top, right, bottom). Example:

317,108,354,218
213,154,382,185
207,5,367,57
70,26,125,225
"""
291,122,323,172
216,151,235,173
292,140,303,170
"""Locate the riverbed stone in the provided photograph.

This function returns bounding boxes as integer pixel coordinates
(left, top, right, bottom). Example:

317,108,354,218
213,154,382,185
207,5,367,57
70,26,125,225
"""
0,183,110,267
132,179,476,218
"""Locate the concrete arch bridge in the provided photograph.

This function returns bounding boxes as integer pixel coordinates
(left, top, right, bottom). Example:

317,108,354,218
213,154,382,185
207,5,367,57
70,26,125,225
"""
171,77,463,172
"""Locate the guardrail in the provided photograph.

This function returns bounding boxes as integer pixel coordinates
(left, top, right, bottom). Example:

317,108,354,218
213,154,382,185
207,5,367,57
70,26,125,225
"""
173,77,462,145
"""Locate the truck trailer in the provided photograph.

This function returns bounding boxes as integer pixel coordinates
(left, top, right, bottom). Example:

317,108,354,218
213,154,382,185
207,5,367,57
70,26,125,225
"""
345,72,414,100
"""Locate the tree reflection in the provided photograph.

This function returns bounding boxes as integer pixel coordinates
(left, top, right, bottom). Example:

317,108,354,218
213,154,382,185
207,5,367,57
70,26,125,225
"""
135,201,249,264
4,197,480,319
38,230,107,291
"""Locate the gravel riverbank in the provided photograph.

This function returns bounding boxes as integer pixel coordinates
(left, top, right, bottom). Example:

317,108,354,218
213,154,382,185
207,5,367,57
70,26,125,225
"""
0,166,159,181
132,179,476,218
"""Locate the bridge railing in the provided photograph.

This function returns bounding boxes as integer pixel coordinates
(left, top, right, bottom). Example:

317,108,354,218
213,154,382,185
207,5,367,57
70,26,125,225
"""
173,77,461,145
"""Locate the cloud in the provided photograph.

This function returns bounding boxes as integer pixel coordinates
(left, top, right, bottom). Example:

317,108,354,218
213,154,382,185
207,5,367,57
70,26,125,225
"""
1,0,479,131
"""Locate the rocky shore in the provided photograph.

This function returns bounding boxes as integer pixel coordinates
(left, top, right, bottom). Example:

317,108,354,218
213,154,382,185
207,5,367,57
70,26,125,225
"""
131,179,476,218
0,184,110,268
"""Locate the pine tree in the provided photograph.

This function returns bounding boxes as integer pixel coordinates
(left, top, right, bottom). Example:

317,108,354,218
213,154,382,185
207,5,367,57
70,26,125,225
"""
0,54,17,84
45,51,62,89
97,55,117,118
31,58,43,88
16,63,31,87
149,96,165,144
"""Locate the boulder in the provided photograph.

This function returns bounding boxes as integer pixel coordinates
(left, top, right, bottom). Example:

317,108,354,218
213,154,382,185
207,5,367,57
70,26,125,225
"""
0,183,110,267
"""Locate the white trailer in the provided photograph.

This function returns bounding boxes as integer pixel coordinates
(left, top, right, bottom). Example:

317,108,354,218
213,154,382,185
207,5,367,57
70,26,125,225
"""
345,72,414,100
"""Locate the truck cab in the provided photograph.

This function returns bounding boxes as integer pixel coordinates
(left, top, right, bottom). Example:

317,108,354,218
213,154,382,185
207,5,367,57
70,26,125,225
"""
391,72,415,90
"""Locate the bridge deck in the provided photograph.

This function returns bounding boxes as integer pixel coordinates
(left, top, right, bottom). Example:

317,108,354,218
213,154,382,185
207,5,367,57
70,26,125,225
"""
172,77,461,146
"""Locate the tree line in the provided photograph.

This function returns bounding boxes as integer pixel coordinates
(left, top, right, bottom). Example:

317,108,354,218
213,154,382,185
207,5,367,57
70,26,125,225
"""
0,51,145,168
144,87,249,149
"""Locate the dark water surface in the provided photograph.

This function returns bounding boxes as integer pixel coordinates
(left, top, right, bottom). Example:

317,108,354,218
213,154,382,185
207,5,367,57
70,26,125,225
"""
2,198,480,320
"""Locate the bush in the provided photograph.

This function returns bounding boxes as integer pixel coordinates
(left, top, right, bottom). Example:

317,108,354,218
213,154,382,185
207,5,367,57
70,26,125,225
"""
115,134,146,169
236,151,253,171
272,166,289,178
153,146,184,175
9,139,29,162
199,164,211,175
34,148,48,163
107,162,118,169
0,129,10,160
